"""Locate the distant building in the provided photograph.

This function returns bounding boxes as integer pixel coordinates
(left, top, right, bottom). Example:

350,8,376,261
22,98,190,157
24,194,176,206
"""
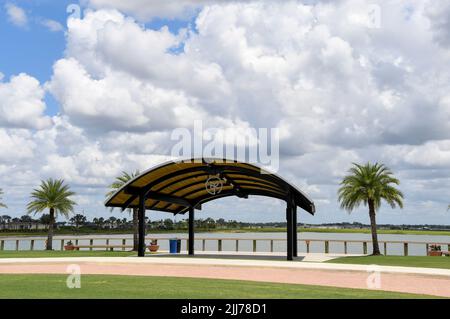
0,221,48,231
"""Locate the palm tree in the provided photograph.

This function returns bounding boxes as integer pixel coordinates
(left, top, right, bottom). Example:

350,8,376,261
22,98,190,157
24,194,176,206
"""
338,163,404,255
69,213,87,228
1,215,11,228
0,188,7,210
107,170,140,251
27,179,76,250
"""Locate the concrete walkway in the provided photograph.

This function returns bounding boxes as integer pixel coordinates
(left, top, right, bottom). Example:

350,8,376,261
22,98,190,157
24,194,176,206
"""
146,251,360,262
0,256,449,297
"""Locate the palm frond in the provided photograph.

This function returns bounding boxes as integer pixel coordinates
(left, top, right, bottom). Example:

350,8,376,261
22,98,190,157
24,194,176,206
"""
337,162,403,214
106,170,141,198
106,170,140,214
27,178,76,218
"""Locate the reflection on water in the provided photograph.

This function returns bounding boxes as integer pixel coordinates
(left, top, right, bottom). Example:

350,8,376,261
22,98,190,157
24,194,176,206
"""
1,232,449,256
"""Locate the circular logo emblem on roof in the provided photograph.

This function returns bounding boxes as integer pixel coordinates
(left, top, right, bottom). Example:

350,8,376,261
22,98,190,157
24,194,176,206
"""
205,176,224,195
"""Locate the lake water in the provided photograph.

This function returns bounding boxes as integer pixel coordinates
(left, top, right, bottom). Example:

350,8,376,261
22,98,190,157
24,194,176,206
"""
1,232,450,256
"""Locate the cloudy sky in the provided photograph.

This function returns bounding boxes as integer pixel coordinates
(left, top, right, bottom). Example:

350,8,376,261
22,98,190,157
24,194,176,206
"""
0,0,449,225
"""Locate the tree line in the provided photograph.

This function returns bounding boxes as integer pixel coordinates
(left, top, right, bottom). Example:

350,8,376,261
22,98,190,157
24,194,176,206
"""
0,213,245,231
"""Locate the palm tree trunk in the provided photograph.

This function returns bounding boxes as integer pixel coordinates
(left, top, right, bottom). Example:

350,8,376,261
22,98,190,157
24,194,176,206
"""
46,208,55,250
133,208,139,251
368,199,381,255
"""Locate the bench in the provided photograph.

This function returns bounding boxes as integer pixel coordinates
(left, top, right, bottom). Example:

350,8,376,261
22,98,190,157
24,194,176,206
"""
72,245,133,251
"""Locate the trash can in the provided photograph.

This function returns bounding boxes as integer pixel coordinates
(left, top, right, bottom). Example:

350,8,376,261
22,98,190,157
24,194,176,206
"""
176,239,182,253
169,238,178,254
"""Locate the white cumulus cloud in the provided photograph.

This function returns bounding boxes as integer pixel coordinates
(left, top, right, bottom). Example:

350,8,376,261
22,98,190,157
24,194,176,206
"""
0,73,51,129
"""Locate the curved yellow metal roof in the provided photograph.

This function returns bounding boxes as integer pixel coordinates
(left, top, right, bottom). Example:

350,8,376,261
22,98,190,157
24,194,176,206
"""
105,158,315,215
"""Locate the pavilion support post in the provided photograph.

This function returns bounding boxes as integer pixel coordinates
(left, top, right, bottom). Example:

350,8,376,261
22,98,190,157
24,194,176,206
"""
138,194,146,257
188,206,195,255
286,198,293,261
293,204,298,257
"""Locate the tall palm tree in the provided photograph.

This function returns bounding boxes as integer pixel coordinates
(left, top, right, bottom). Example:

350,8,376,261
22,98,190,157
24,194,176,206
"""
338,163,404,255
107,170,140,251
27,179,76,250
0,188,7,210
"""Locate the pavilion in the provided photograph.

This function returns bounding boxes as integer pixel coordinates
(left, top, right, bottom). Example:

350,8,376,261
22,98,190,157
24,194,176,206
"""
104,158,315,260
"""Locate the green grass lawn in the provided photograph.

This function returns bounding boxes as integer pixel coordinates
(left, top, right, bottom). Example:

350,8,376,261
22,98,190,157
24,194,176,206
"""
0,274,438,299
0,250,138,258
328,255,450,269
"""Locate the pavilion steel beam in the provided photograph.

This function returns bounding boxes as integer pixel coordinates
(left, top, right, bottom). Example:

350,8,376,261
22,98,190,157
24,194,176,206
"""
121,195,138,212
286,194,294,261
228,179,282,193
176,184,285,206
293,204,298,257
188,207,195,255
221,173,252,198
223,173,280,189
222,173,281,193
109,203,178,213
138,194,146,257
153,172,207,193
124,188,192,207
149,173,209,210
157,180,212,210
177,189,287,215
146,191,192,207
221,173,241,189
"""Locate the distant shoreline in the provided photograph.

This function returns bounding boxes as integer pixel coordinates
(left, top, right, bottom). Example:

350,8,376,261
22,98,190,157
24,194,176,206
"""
1,227,450,238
